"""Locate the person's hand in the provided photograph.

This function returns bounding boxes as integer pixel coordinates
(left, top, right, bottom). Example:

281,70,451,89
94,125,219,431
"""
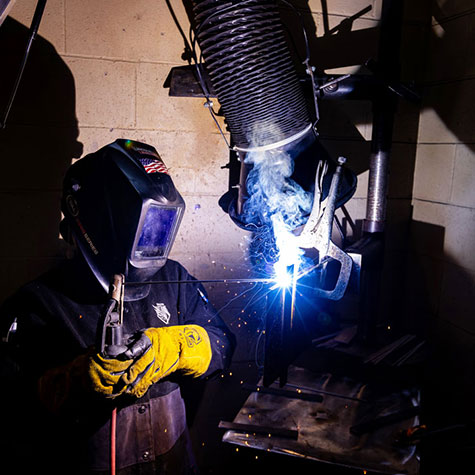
120,325,212,398
38,349,133,412
87,353,134,398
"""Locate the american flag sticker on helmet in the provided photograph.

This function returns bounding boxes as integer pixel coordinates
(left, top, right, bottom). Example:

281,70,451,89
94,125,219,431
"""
140,158,169,175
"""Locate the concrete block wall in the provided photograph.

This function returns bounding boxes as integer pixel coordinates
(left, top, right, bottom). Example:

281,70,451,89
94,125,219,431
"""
2,0,249,298
407,0,475,419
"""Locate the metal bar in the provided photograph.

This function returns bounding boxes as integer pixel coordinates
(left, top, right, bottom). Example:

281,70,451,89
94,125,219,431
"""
284,383,370,403
218,421,299,440
1,0,47,128
350,406,420,436
362,0,403,233
394,340,425,367
125,278,275,286
243,384,323,403
364,334,416,365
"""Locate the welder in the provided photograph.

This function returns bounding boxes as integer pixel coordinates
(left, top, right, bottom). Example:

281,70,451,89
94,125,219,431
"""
0,139,235,474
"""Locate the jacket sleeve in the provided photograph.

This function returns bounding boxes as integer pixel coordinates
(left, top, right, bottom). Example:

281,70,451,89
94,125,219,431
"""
0,287,95,416
175,266,236,379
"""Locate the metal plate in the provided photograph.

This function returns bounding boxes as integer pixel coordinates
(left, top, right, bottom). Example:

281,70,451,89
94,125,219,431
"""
223,365,420,475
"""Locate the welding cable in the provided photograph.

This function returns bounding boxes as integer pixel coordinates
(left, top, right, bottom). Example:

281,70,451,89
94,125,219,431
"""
164,0,194,64
1,0,47,128
110,407,117,475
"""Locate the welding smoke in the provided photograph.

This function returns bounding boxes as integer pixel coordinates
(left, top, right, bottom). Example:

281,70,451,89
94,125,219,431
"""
243,123,313,276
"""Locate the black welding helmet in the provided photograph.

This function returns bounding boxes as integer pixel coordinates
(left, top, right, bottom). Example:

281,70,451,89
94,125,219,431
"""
61,139,185,300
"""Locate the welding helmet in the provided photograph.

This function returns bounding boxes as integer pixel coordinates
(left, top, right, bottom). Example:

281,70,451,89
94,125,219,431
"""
61,139,185,300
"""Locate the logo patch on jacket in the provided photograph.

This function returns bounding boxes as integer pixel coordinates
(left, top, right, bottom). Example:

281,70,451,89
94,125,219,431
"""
152,303,171,325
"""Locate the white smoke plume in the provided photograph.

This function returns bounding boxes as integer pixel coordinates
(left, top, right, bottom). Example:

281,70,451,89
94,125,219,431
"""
242,123,313,279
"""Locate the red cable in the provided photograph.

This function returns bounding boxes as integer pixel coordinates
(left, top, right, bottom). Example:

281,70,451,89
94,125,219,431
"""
111,407,117,475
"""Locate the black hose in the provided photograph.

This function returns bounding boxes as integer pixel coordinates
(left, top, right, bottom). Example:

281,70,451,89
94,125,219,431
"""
189,0,312,151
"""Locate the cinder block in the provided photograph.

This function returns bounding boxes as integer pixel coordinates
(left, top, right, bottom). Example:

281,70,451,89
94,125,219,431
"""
412,200,475,272
0,124,81,191
402,253,443,320
412,144,456,203
426,13,471,83
318,137,372,180
76,128,230,195
293,0,379,19
172,166,228,196
450,143,475,208
169,251,254,284
418,105,457,144
384,198,413,251
136,62,225,133
418,80,475,144
439,262,475,334
432,0,475,23
388,142,417,199
338,196,367,222
326,13,379,32
65,0,191,63
10,0,65,51
442,205,475,272
151,131,228,169
336,101,372,141
399,23,431,84
65,57,136,128
77,127,133,156
392,101,422,144
0,191,64,259
353,169,369,199
409,213,446,262
172,195,249,257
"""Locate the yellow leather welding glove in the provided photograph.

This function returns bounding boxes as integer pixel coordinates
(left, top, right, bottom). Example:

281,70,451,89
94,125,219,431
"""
87,353,134,398
121,325,212,399
37,350,133,413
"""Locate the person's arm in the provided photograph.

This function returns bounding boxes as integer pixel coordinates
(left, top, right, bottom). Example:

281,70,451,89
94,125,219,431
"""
179,276,236,379
120,267,235,399
0,290,136,416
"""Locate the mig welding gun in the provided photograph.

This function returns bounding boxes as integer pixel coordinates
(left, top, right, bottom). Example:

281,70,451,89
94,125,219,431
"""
38,275,213,413
89,275,212,399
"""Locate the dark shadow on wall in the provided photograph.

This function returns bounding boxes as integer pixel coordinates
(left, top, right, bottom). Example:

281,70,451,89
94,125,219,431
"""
405,220,475,475
419,2,475,153
402,3,475,468
0,17,83,303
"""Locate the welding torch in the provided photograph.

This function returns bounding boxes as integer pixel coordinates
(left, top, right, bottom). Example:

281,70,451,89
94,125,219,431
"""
98,274,149,360
97,274,150,475
98,274,127,358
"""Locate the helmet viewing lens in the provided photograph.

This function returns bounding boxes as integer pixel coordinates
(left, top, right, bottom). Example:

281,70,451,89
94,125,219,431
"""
134,205,180,259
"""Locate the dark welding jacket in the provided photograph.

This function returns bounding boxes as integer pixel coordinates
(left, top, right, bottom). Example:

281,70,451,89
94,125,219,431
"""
0,257,235,474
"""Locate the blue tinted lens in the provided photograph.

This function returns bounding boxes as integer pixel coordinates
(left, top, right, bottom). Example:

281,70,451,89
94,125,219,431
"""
135,206,177,259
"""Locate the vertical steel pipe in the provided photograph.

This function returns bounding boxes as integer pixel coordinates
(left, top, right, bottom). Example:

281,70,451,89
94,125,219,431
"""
363,0,403,234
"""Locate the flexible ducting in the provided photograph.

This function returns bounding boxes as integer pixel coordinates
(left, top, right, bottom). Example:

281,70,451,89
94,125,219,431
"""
190,0,312,151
